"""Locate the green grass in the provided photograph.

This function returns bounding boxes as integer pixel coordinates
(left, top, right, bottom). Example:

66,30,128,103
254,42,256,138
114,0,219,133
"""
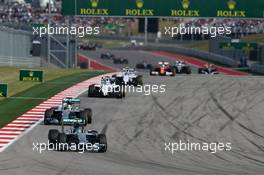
0,70,103,128
179,40,209,51
98,40,129,48
0,67,101,97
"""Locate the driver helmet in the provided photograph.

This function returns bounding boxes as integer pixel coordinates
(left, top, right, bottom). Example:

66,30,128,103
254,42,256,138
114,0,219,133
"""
67,104,72,110
73,123,81,133
63,102,68,110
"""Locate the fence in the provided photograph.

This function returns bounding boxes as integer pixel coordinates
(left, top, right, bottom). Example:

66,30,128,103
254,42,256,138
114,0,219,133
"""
0,26,41,67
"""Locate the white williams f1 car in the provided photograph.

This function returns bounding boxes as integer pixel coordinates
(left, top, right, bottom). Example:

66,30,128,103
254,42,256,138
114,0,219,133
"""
198,64,219,75
173,60,191,74
88,76,125,98
113,67,143,86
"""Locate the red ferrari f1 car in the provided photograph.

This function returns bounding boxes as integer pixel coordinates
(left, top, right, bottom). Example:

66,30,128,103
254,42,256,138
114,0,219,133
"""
150,62,176,76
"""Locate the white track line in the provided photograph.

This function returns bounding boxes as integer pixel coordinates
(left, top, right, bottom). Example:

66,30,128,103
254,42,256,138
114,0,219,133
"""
7,123,32,127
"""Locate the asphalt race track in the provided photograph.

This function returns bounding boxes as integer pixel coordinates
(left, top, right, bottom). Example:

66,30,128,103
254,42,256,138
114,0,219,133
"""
80,49,199,73
1,50,264,175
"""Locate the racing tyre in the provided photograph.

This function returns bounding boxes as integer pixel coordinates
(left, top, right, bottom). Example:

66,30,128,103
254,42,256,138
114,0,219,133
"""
84,108,92,124
48,129,59,143
115,77,124,86
186,67,191,74
85,108,92,118
58,133,67,143
147,64,152,70
100,54,105,59
67,134,79,145
87,115,92,124
122,88,126,98
136,64,142,69
198,68,203,74
58,133,67,151
115,91,123,99
44,108,53,125
88,85,96,97
171,68,176,76
80,111,89,126
98,134,107,152
135,75,143,86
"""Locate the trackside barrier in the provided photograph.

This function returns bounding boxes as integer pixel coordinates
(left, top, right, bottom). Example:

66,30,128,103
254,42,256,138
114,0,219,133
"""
122,45,238,67
251,64,264,74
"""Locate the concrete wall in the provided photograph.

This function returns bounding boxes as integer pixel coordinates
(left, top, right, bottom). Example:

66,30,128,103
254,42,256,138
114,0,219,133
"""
0,27,31,58
260,45,264,65
251,64,264,74
0,26,42,67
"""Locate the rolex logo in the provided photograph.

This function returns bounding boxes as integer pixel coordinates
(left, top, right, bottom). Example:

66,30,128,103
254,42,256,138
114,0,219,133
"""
136,0,144,8
90,0,99,8
29,71,34,77
227,0,236,10
181,0,190,9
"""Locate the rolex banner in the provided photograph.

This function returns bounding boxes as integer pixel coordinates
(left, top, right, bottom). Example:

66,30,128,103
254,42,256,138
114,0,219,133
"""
220,42,258,51
19,70,44,82
62,0,264,18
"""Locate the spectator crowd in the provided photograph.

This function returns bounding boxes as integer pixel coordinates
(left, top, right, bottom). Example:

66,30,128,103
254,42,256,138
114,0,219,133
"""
0,1,263,36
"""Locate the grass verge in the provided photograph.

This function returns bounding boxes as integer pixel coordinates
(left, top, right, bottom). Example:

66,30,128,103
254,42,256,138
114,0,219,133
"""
0,67,102,97
0,70,103,128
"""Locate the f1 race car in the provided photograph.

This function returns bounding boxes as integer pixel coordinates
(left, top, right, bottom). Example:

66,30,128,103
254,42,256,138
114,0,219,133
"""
198,64,219,75
88,76,125,98
78,42,96,51
136,61,152,70
44,98,92,126
100,52,115,59
48,122,107,152
150,61,176,76
173,60,191,74
113,67,143,86
113,57,128,64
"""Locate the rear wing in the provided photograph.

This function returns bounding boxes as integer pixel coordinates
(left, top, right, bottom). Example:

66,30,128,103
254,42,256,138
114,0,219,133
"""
63,98,80,104
158,61,169,65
